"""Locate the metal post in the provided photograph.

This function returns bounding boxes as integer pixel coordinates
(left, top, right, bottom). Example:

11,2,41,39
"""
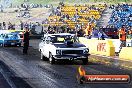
131,40,132,47
3,40,4,47
75,5,78,36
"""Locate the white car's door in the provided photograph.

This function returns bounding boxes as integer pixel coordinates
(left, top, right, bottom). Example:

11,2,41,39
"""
44,37,52,58
39,37,45,51
40,36,51,58
43,43,49,58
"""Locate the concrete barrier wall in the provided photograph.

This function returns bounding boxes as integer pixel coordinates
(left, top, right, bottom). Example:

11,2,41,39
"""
0,30,42,39
79,37,115,56
0,30,23,34
0,30,10,34
119,47,132,61
106,39,132,53
106,39,120,53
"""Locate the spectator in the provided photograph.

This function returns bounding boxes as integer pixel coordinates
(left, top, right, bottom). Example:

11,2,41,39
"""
20,21,24,30
77,29,85,37
59,2,64,7
75,8,78,12
128,27,132,39
8,22,12,30
130,27,132,39
80,8,84,13
48,25,51,30
12,24,15,30
66,14,69,19
53,26,56,31
3,22,6,30
101,33,105,40
98,31,102,40
0,5,3,12
24,22,29,28
85,23,93,36
32,23,36,31
66,25,70,33
118,25,126,49
0,23,2,30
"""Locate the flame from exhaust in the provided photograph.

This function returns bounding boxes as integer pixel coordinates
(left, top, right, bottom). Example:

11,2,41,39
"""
78,66,86,76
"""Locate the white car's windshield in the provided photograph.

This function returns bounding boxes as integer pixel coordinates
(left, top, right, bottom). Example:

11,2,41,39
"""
49,35,78,43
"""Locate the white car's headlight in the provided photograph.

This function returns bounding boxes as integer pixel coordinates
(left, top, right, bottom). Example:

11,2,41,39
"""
56,50,61,55
83,48,89,54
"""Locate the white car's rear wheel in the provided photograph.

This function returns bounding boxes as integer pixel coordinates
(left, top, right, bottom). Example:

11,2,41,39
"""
49,53,55,64
41,52,44,60
19,44,21,47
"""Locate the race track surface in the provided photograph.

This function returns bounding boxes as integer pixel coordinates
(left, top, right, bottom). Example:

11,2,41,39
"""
0,39,131,88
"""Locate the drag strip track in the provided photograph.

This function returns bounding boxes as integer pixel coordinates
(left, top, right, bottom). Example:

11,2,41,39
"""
0,44,132,88
0,63,11,88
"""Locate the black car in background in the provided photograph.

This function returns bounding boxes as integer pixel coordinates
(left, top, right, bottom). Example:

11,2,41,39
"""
101,27,119,39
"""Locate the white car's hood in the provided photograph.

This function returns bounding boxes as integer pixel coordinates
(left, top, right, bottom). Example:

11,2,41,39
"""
53,42,86,48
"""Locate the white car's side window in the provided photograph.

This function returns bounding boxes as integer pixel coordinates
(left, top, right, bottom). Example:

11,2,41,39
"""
43,37,46,43
45,37,50,44
46,37,51,44
43,36,48,41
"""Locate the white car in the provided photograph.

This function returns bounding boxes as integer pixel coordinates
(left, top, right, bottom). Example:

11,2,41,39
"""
39,33,90,64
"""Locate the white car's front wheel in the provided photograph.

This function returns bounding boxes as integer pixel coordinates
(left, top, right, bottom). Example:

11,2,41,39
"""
49,53,55,64
82,58,88,65
41,52,48,61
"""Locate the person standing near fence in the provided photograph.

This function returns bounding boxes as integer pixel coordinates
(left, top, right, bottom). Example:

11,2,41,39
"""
129,26,132,39
118,25,126,48
3,22,6,30
0,23,2,30
20,21,24,30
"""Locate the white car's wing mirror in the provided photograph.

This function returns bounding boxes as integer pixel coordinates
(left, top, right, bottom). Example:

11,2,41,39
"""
41,37,43,40
41,37,46,41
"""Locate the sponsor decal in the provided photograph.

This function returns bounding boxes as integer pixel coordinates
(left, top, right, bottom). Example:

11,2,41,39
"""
77,66,130,84
97,43,106,52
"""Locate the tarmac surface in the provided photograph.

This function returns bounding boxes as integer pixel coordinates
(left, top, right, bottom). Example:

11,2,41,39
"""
0,39,132,88
0,70,11,88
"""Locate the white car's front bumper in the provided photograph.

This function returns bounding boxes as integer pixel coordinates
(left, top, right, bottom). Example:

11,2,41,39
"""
53,54,90,60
